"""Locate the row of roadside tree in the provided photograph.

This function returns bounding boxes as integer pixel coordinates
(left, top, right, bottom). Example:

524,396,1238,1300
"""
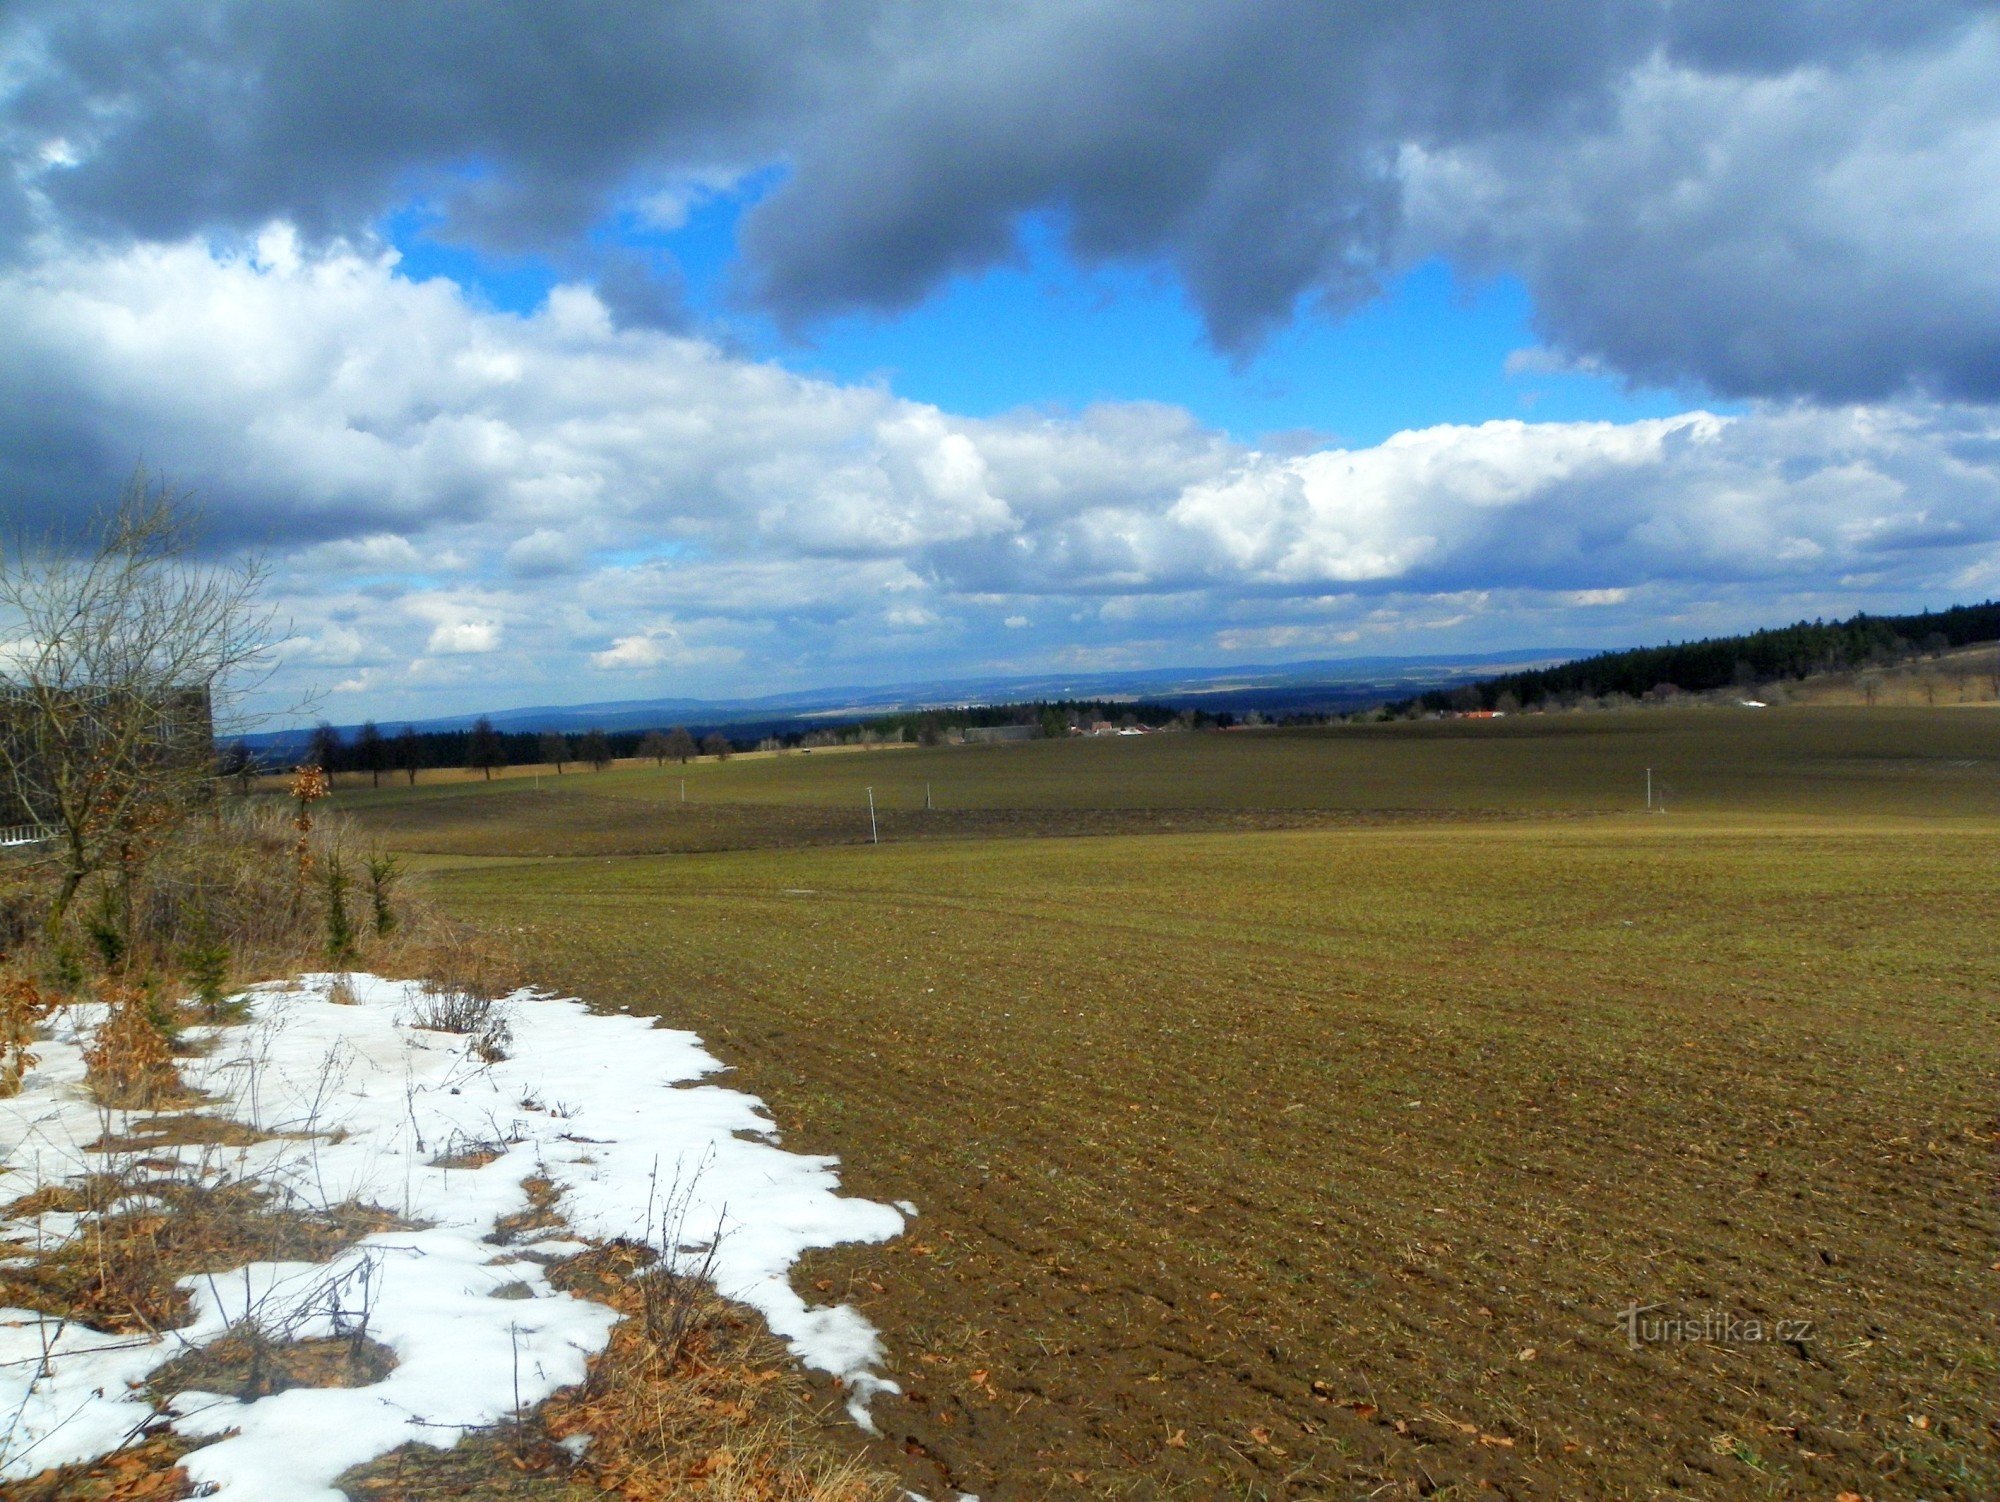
268,720,735,785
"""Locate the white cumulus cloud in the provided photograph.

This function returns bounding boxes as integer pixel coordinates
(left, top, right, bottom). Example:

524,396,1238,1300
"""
424,620,500,656
0,230,1996,719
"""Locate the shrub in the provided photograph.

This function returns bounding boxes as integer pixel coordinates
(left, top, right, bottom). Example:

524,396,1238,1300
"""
409,980,512,1062
363,854,401,938
323,852,357,966
0,974,56,1096
82,983,186,1109
290,764,331,879
0,877,41,960
117,804,435,983
181,916,232,1018
83,886,125,970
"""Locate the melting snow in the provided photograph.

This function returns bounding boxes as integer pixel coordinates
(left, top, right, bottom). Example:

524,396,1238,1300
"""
0,975,907,1499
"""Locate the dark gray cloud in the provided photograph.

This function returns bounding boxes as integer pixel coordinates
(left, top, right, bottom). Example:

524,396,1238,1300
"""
734,2,1654,351
3,1,1998,402
1404,14,2000,403
589,250,691,333
1663,0,1993,70
4,1,843,245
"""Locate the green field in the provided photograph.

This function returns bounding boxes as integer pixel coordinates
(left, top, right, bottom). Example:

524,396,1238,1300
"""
347,709,1999,1499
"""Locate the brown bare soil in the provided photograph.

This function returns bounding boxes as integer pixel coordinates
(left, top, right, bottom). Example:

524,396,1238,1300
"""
345,784,1551,862
439,814,1999,1500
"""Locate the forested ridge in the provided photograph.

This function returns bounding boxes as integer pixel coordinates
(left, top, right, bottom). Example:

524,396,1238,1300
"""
1406,600,2000,713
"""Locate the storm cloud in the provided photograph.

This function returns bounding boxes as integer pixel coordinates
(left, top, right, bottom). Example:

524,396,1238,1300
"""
5,1,1999,400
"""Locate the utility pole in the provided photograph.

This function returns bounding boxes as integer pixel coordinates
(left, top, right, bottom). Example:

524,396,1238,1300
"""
867,786,879,844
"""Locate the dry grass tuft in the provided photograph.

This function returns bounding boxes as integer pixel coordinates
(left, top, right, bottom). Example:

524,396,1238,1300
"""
406,979,511,1062
393,921,515,1004
396,926,519,1063
428,1137,509,1170
0,1169,411,1334
485,1173,565,1245
0,1432,198,1502
538,1241,898,1502
2,1179,100,1218
84,1111,302,1154
149,1326,397,1402
339,1201,898,1502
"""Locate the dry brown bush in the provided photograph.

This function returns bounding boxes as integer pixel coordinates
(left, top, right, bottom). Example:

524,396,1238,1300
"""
80,984,190,1110
0,973,56,1094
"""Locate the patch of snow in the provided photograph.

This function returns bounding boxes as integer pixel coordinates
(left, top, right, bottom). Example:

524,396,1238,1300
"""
0,975,909,1498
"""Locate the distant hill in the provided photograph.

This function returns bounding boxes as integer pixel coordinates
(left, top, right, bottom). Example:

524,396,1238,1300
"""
1402,601,2000,713
248,647,1587,751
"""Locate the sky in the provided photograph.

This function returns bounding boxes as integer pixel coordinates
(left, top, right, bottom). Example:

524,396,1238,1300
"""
2,1,1998,724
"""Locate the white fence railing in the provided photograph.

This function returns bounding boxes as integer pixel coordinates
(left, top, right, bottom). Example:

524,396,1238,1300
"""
0,823,55,848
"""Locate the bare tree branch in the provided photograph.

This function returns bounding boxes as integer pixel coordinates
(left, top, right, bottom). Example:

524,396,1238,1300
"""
0,472,278,926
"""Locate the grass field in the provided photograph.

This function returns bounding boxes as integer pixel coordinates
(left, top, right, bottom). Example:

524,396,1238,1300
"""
345,708,1998,1499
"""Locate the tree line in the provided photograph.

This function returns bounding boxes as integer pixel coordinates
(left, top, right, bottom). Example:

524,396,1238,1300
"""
264,719,737,784
1394,600,2000,715
253,697,1260,785
861,698,1233,744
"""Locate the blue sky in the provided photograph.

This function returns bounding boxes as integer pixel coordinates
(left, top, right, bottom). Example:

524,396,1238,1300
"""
391,185,1715,452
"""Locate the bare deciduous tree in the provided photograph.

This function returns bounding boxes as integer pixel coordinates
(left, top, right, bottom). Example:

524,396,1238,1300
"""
0,476,275,926
356,719,385,787
390,724,420,786
466,716,505,780
307,719,342,773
